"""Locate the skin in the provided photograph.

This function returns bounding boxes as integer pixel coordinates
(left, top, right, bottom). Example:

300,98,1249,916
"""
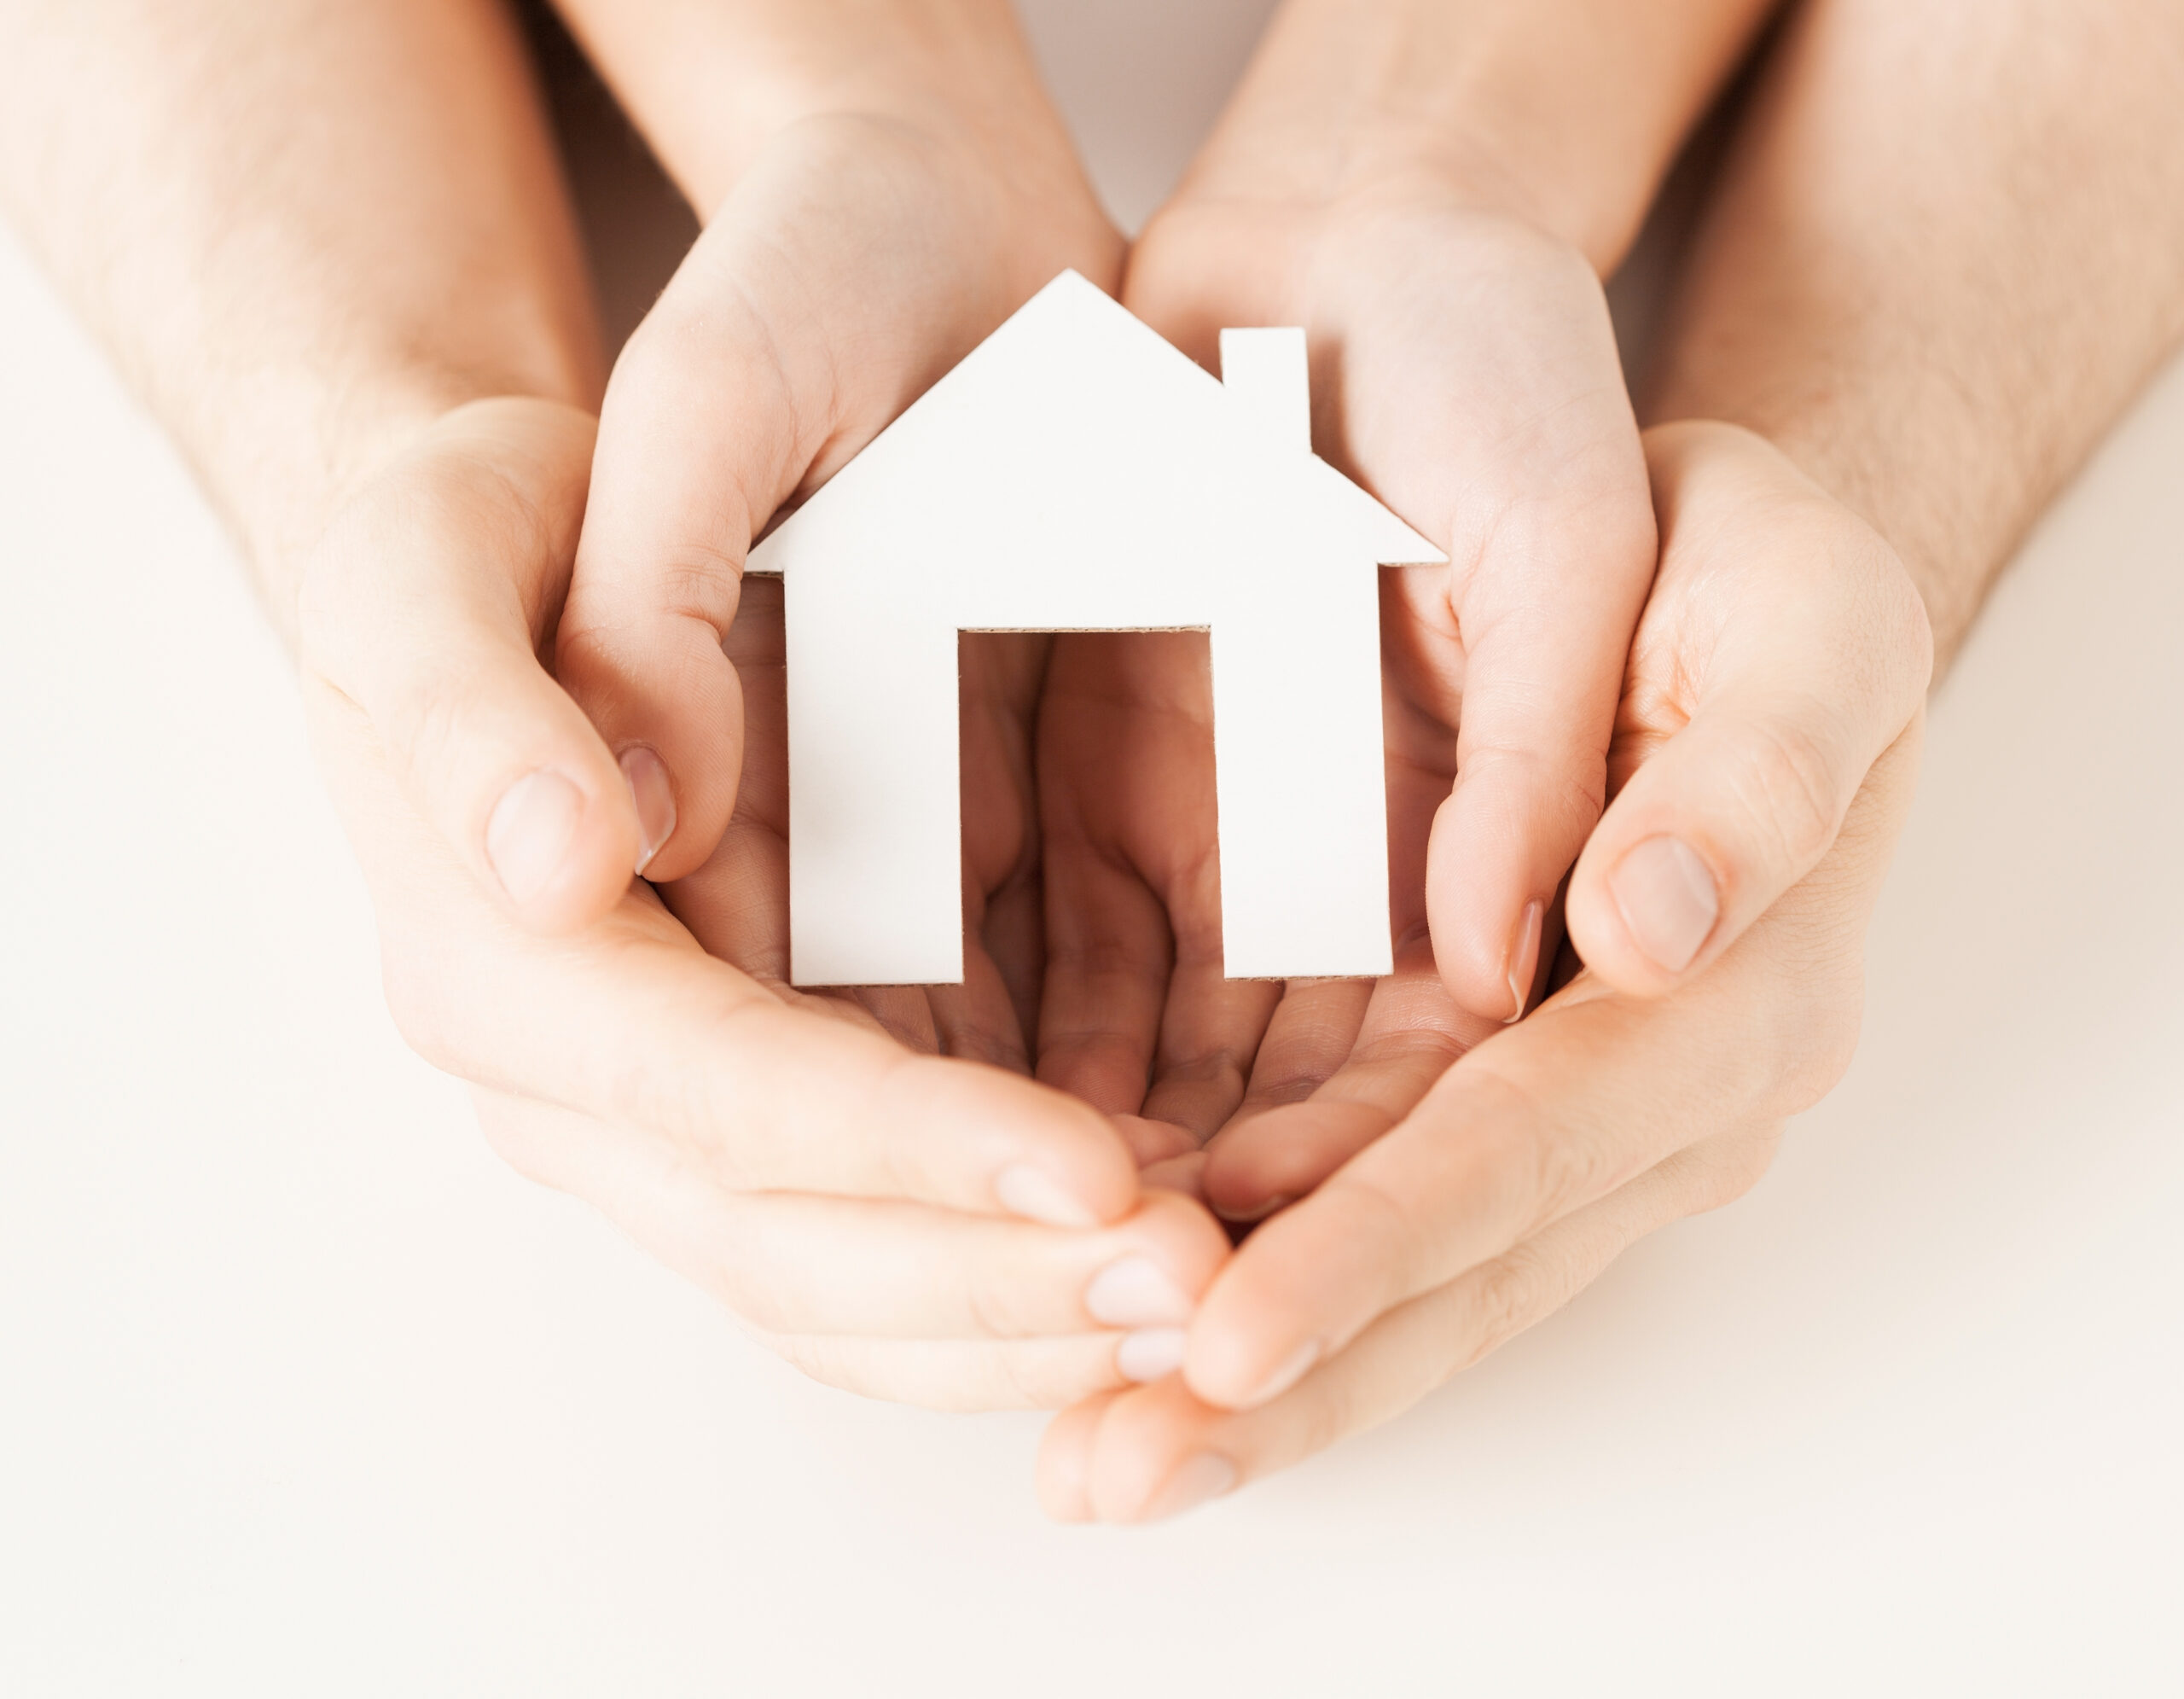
10,0,2180,1516
1042,0,2184,1522
0,0,1229,1412
1036,0,1780,1178
541,0,1131,1072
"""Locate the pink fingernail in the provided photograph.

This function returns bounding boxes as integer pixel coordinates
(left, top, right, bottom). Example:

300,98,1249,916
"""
1143,1452,1239,1522
1504,899,1543,1023
1117,1328,1188,1383
1609,836,1719,975
485,769,583,904
619,746,676,875
1085,1256,1194,1327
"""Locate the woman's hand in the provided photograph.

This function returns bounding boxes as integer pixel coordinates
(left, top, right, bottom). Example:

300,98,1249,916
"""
1029,171,1654,1194
298,397,1228,1411
1031,0,1780,1130
1037,422,1933,1517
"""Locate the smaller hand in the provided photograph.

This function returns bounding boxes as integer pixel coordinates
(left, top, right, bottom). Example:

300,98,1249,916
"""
299,398,1228,1411
1033,173,1653,1161
1125,177,1657,1028
1037,422,1933,1518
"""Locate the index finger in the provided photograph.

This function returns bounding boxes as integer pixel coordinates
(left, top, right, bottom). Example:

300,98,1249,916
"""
432,896,1141,1227
311,673,1141,1229
1178,724,1924,1409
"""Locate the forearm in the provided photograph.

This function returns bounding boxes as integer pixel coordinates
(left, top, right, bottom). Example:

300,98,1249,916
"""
0,0,601,634
1649,0,2184,667
548,0,1093,219
1173,0,1782,270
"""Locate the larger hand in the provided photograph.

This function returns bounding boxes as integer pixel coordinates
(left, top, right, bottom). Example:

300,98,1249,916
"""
1038,423,1933,1518
300,399,1226,1411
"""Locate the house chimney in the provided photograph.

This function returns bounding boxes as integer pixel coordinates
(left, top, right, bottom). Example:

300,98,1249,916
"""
1219,327,1311,455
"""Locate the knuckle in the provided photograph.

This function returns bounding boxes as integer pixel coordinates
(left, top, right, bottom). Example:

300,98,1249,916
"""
1524,1120,1616,1234
961,1261,1028,1341
851,1051,944,1207
1729,712,1846,879
1465,1069,1609,1231
1458,1245,1549,1370
1325,1172,1420,1285
601,986,775,1189
1455,739,1608,847
985,1344,1054,1411
654,544,746,634
1292,1369,1357,1458
383,666,479,800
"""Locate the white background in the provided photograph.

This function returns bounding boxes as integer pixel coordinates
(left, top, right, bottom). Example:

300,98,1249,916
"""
3,3,2181,1692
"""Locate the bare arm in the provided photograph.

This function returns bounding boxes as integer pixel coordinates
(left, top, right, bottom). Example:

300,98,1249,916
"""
0,0,601,634
1650,0,2184,666
547,0,1092,219
1173,0,1781,271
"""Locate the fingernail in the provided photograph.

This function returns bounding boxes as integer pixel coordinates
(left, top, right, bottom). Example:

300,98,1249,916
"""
1085,1256,1194,1327
1116,1327,1188,1383
1504,899,1543,1023
1143,1452,1239,1522
993,1163,1099,1228
485,769,584,904
619,746,676,874
1609,835,1719,975
1243,1338,1321,1408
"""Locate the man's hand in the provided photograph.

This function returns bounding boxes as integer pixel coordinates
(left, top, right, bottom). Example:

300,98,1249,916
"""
1037,423,1932,1518
302,398,1230,1409
1032,0,1775,1130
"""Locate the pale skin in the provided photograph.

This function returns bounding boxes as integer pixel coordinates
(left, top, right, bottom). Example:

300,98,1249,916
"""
0,0,1228,1411
1037,0,1779,1168
1042,0,2184,1518
6,0,2181,1515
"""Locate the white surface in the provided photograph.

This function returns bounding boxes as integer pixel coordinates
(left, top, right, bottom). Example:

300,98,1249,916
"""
4,3,2182,1691
751,275,1432,984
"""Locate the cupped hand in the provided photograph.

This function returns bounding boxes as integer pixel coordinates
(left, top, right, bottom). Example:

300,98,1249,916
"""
296,396,1228,1410
1038,422,1934,1519
1033,164,1657,1163
549,82,1123,1048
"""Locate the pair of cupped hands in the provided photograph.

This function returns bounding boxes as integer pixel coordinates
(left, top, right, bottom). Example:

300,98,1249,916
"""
294,96,1931,1522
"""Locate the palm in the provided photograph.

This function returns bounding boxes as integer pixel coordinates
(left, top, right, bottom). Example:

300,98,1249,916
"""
1024,189,1646,1192
661,579,1048,1072
1028,569,1495,1207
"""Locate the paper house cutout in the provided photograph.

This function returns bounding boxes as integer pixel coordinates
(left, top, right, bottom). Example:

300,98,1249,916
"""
745,270,1445,987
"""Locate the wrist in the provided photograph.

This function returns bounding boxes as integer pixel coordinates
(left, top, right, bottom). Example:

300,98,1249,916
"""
552,0,1089,223
1175,0,1777,275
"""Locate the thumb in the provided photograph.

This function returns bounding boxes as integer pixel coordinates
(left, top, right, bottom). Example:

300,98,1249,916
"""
1565,422,1934,994
297,397,642,934
552,117,1119,888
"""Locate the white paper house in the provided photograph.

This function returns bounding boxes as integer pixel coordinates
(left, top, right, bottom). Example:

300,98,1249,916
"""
745,269,1444,987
